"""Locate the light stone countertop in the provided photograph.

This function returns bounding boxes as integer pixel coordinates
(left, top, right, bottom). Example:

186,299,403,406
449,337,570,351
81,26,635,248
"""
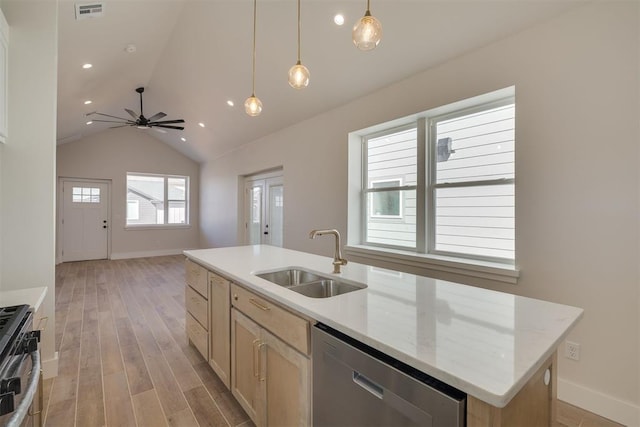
184,245,583,408
0,286,47,312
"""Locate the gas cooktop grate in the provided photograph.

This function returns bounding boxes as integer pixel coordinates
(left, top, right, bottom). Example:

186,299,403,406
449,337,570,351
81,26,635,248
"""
0,304,30,363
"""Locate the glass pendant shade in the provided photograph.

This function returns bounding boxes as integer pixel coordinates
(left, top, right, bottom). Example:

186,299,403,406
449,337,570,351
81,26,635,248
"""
244,95,262,116
353,12,382,51
288,61,310,89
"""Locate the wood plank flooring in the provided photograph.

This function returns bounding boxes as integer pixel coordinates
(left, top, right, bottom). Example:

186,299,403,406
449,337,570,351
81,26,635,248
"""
44,255,252,427
43,255,622,427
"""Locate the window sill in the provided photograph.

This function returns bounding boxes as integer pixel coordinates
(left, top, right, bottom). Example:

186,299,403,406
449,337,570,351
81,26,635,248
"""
125,224,191,231
344,245,519,285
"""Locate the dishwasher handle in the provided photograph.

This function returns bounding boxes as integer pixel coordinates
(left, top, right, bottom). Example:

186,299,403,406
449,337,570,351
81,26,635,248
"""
353,371,384,399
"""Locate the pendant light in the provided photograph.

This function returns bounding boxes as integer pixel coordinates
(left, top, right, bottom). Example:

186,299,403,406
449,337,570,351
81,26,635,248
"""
288,0,310,89
245,0,262,116
352,0,382,51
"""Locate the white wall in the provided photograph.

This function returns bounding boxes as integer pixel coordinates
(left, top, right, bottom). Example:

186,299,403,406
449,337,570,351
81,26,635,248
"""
200,2,639,424
57,127,200,259
0,0,58,378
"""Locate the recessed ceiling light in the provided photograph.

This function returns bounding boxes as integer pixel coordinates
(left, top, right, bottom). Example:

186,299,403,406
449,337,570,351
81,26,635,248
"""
82,63,93,69
334,14,345,26
227,100,234,107
198,122,205,128
125,44,137,53
84,100,92,105
181,137,187,142
86,121,93,125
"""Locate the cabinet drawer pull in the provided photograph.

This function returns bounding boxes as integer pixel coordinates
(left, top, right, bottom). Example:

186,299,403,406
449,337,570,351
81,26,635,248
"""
37,316,49,332
249,298,270,311
258,343,266,382
253,339,260,377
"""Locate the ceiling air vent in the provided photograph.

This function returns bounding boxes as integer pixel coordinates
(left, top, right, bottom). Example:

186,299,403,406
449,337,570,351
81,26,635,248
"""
75,3,104,20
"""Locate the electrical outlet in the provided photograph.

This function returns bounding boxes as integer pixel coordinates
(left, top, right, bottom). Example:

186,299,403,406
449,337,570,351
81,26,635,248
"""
565,341,580,361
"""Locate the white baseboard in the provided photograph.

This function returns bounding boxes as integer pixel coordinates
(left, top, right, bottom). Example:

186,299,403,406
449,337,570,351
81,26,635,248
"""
558,378,639,426
42,351,59,379
110,248,186,260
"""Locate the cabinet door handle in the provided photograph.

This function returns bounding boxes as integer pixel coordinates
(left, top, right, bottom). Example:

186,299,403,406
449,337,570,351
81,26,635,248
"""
258,343,266,382
249,298,270,311
253,339,260,378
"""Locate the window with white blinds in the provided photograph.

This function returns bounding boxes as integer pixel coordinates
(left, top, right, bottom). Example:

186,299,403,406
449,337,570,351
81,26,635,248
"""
357,92,515,264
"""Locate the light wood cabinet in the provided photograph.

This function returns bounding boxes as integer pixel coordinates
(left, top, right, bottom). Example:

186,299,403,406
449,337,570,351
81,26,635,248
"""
185,259,209,360
467,353,556,427
230,285,311,427
208,272,230,388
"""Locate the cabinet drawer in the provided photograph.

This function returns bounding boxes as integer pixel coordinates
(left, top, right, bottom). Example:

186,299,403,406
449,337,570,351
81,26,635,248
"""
209,271,229,288
186,285,208,329
186,258,208,298
186,312,208,359
231,283,309,355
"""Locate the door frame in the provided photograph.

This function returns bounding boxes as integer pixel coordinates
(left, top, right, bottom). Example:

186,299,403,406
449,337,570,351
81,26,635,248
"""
241,168,284,246
57,177,112,264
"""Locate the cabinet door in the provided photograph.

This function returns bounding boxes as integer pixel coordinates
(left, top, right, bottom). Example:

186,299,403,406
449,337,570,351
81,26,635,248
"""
209,273,230,388
259,329,311,427
231,309,262,424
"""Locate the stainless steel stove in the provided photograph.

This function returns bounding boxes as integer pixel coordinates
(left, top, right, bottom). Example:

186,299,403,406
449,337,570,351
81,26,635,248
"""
0,305,41,427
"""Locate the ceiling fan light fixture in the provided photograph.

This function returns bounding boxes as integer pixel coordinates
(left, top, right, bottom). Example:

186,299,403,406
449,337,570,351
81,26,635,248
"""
353,0,382,51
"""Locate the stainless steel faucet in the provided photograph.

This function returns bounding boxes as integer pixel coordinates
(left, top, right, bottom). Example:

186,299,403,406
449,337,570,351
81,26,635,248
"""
309,229,348,273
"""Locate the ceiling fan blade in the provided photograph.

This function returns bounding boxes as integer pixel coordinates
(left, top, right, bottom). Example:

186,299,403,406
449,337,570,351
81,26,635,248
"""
147,112,167,122
91,119,135,124
150,119,185,125
109,125,131,129
125,108,139,119
152,124,184,130
87,111,135,122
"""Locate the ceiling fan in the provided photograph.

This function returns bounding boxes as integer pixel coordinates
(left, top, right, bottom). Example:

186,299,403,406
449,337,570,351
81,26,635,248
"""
86,87,185,132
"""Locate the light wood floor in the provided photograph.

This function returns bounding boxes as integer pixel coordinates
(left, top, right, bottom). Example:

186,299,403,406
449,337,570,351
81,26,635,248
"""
43,255,622,427
44,255,252,427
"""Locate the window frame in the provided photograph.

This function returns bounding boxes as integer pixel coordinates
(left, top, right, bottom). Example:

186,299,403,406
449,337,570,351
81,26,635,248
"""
427,98,515,262
348,87,518,281
125,172,190,228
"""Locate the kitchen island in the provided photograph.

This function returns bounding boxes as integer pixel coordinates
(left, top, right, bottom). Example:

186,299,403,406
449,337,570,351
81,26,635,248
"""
184,245,583,426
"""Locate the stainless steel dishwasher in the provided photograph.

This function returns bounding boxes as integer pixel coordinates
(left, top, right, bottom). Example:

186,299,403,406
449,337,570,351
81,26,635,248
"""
313,323,466,427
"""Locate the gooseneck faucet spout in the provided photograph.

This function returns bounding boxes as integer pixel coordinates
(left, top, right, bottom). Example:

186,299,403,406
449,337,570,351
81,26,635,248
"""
309,229,348,274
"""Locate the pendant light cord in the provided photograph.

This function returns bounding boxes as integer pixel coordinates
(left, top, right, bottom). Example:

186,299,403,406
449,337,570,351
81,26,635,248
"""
252,0,257,96
297,0,301,62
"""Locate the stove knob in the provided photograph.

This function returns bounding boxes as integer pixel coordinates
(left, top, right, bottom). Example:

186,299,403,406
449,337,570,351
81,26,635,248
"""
0,377,21,395
0,392,15,416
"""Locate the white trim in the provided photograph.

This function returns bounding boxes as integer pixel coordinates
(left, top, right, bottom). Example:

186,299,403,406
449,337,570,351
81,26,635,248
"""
124,224,191,231
344,244,519,284
110,248,189,260
558,378,640,427
42,351,59,379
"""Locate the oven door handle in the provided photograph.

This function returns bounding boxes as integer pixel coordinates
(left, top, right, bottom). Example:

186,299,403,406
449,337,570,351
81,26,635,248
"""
5,351,40,427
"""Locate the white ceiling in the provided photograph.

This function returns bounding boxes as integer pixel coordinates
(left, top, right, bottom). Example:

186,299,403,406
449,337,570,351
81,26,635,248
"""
57,0,582,163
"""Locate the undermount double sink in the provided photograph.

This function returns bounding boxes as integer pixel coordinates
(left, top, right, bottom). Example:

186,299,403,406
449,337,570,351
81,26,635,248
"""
254,267,367,298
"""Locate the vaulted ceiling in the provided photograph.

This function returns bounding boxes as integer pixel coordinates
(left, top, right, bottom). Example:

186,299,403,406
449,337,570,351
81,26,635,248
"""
57,0,582,163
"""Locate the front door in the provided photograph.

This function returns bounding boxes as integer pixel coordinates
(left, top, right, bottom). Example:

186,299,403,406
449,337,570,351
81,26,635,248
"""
60,179,110,262
244,174,283,247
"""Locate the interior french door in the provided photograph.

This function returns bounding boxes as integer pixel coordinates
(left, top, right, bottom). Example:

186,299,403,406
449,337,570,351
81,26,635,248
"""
244,174,283,247
60,178,110,262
